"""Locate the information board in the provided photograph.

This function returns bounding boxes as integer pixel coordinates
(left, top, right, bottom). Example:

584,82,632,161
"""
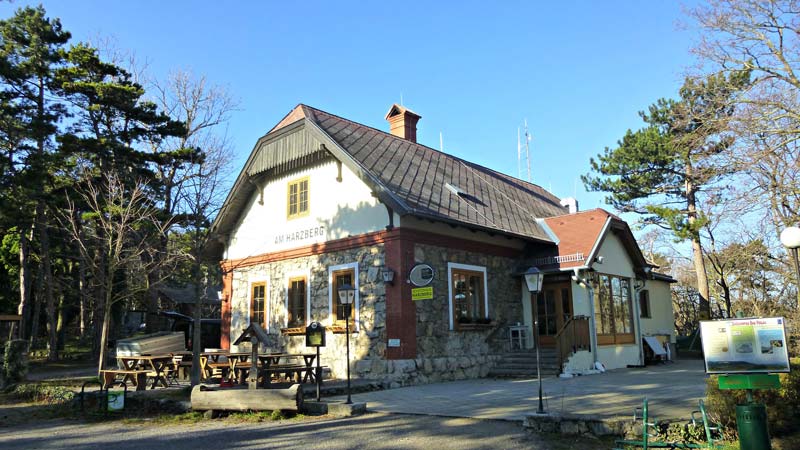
700,317,790,374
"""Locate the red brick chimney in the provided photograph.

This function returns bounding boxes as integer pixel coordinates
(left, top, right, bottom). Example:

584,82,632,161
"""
385,104,421,143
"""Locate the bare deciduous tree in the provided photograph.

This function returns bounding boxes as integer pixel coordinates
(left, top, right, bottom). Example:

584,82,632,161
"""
62,172,182,374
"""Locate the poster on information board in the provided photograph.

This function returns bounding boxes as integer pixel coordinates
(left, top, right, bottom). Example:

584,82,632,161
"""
700,317,790,374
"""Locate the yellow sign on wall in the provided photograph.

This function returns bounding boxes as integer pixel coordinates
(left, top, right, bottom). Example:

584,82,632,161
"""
411,286,433,301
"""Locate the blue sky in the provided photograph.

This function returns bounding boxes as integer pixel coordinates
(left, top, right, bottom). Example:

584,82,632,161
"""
4,1,699,213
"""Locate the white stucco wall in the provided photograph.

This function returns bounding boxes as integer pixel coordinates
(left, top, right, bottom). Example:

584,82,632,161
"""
594,231,635,279
589,231,642,369
225,160,394,260
597,344,640,370
639,278,676,343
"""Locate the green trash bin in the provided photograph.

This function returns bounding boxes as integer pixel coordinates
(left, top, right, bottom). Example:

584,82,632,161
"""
736,403,771,450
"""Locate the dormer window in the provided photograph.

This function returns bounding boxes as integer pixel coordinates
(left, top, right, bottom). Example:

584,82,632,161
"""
287,177,309,219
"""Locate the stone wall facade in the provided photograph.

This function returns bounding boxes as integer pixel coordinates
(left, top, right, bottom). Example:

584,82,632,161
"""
227,235,526,386
353,241,523,386
229,244,387,379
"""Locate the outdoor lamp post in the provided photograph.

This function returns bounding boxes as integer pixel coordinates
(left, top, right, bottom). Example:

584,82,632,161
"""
337,282,356,404
780,226,800,308
523,267,546,415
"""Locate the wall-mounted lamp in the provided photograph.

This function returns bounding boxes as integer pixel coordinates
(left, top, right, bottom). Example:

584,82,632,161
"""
594,255,604,264
382,268,395,285
523,266,544,294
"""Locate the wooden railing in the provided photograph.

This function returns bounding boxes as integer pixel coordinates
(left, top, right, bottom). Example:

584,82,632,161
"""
555,316,591,372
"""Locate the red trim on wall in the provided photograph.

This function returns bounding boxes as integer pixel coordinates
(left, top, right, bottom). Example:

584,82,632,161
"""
220,228,521,271
220,270,233,350
384,229,418,359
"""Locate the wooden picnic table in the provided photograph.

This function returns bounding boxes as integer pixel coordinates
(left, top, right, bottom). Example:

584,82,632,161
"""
116,354,175,389
257,353,319,385
199,351,231,381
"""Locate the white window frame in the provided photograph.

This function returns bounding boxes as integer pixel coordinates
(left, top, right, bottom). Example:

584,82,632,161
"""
285,269,311,328
247,276,270,332
328,262,360,332
447,262,489,331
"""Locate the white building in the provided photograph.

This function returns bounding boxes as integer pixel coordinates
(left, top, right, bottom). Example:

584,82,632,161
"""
207,103,676,384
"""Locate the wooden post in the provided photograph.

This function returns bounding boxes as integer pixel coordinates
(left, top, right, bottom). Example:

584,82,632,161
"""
248,336,258,390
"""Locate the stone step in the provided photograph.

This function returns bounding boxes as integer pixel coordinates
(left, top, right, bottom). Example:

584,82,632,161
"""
493,363,560,370
500,354,558,361
487,368,559,378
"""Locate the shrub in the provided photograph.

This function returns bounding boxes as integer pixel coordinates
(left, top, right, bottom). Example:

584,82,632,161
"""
705,359,800,439
12,383,75,404
3,340,29,385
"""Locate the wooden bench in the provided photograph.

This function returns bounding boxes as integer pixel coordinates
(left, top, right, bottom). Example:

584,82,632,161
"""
100,369,150,391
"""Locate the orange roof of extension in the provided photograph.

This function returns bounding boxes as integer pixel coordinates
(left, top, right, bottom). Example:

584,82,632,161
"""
544,209,612,269
539,208,649,275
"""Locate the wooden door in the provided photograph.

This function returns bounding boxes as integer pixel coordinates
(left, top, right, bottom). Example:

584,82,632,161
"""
532,282,572,347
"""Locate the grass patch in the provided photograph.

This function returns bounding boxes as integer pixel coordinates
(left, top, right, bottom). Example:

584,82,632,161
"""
123,411,206,425
224,410,304,422
10,383,75,404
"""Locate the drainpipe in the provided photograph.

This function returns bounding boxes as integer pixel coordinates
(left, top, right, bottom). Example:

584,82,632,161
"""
573,268,598,365
633,275,648,367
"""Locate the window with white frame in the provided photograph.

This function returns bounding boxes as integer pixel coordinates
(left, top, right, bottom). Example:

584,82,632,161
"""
447,263,489,330
328,262,359,331
250,282,267,328
286,275,308,328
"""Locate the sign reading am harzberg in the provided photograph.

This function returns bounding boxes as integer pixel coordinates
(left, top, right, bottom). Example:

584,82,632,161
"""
700,317,790,374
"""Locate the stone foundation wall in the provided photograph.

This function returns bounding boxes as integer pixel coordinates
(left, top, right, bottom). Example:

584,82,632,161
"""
354,355,502,388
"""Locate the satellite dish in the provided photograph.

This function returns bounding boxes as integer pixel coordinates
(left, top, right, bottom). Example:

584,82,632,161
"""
409,263,435,287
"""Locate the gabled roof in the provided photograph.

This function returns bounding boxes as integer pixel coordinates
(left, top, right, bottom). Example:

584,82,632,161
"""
208,104,568,258
537,208,650,276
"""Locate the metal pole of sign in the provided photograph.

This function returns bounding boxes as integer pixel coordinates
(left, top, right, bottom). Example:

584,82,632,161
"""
345,303,352,405
535,316,545,414
316,345,321,402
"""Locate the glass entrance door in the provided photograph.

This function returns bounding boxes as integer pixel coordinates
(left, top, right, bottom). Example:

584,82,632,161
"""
532,282,572,347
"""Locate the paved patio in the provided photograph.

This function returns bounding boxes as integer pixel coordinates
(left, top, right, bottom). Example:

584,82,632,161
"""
331,359,708,421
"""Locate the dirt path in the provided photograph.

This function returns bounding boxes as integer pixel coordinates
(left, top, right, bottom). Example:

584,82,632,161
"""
0,412,614,450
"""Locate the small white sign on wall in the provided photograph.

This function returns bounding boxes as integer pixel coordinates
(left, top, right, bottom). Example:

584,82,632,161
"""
388,338,401,347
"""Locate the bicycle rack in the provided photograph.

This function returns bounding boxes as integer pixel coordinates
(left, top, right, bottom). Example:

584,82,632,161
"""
79,380,129,413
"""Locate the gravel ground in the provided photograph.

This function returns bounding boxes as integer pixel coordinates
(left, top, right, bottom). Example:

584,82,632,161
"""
0,412,613,450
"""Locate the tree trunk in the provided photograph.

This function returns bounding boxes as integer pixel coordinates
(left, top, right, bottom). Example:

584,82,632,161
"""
36,203,58,361
191,260,203,386
16,229,32,340
146,270,159,334
721,280,732,318
97,280,114,375
56,292,66,351
79,257,87,338
685,175,711,321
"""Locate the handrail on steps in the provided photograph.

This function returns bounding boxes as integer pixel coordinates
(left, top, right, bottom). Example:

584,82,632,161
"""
554,315,591,373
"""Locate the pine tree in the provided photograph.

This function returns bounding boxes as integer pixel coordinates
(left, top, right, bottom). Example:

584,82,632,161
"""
0,6,70,356
583,72,750,320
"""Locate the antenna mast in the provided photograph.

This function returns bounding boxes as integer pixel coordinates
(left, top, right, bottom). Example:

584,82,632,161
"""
524,119,532,182
517,127,522,179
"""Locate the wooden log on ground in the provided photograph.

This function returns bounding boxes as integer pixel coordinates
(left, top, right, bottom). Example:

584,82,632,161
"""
191,384,303,412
